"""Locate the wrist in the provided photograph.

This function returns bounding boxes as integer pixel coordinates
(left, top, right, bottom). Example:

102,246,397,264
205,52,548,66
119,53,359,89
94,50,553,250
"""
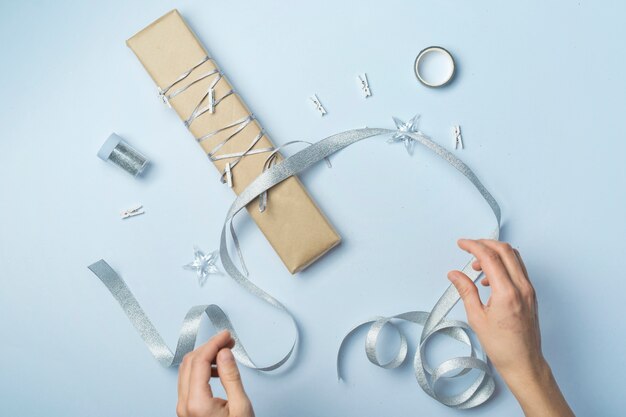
500,358,574,417
501,356,552,395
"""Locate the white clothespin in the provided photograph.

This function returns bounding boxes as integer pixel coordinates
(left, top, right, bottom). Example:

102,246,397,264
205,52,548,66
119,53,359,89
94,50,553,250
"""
357,73,372,98
310,94,327,116
224,162,233,188
121,204,145,219
157,88,172,108
453,125,464,150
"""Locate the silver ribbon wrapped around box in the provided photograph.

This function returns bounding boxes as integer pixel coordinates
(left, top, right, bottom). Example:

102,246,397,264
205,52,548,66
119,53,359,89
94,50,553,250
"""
126,10,341,274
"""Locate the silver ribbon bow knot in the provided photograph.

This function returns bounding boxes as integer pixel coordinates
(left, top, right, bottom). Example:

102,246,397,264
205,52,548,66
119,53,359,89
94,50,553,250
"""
88,116,501,409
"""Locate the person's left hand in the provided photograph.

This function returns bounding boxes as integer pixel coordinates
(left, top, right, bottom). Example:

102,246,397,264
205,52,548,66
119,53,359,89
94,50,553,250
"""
176,330,255,417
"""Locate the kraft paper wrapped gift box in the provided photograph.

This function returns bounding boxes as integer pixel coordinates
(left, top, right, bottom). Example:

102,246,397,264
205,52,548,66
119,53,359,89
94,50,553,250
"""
127,10,341,273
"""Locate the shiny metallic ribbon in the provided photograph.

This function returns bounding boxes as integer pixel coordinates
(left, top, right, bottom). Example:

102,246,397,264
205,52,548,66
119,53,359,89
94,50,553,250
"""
157,56,273,188
89,127,501,407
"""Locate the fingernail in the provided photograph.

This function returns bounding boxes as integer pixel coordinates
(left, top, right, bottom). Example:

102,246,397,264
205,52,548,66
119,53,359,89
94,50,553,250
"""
218,348,235,363
447,271,458,282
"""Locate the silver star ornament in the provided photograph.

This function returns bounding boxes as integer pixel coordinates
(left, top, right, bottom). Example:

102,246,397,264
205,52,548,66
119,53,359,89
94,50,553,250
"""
183,246,221,286
388,114,428,155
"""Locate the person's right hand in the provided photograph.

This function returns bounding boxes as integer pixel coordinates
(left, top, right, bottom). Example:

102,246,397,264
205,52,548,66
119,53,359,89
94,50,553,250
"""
176,330,254,417
448,239,574,417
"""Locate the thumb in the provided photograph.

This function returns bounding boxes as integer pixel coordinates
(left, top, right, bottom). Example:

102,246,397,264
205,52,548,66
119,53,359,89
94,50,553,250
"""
448,270,484,323
217,348,251,413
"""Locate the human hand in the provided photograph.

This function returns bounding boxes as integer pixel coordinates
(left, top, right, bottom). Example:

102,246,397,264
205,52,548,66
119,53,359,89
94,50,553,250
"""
177,330,255,417
448,239,574,417
448,239,542,379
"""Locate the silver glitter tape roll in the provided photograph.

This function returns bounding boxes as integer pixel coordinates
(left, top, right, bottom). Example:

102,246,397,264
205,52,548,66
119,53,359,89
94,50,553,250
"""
414,46,456,88
97,133,149,177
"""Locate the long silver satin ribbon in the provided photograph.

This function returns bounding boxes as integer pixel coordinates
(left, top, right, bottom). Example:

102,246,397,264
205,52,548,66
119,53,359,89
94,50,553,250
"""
89,127,500,408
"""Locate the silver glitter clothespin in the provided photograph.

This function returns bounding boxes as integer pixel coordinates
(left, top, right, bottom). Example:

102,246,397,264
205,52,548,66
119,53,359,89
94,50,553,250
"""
121,204,145,220
357,73,372,98
208,87,216,114
453,125,464,150
310,94,327,116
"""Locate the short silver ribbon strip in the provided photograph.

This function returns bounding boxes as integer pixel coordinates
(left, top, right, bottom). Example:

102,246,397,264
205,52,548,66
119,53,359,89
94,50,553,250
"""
88,125,500,408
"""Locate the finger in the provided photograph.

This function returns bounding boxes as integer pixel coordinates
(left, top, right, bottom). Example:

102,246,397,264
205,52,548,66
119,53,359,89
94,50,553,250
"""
514,249,530,281
178,353,193,411
480,277,490,287
209,347,233,378
209,344,233,380
188,330,234,400
447,270,484,322
478,240,527,289
458,239,515,293
217,348,251,415
514,249,537,304
472,260,482,271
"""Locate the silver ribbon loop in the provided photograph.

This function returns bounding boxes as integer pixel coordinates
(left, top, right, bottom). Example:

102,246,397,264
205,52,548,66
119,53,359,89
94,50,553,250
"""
332,128,500,409
337,310,493,409
89,125,501,408
365,317,408,369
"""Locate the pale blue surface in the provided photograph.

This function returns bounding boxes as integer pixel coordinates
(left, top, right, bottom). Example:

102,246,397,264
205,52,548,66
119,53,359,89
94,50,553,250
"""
1,1,625,416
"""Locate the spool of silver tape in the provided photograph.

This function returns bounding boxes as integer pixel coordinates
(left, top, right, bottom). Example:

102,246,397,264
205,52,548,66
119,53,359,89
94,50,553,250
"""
414,46,456,88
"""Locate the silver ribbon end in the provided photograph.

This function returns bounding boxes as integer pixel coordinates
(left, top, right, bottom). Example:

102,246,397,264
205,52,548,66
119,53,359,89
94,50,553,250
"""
88,259,110,275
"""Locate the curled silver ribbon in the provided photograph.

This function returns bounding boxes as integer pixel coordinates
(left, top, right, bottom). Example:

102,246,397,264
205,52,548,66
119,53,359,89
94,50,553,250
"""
88,260,254,367
89,126,500,408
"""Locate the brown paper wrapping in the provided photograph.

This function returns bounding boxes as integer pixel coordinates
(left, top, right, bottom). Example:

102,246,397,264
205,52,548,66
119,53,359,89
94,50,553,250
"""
127,10,340,273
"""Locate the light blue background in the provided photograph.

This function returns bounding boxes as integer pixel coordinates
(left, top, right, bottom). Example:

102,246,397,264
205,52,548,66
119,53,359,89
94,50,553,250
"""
1,1,625,416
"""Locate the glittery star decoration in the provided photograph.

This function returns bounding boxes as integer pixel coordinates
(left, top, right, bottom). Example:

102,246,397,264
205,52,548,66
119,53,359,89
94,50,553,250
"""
388,114,428,155
183,246,221,286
